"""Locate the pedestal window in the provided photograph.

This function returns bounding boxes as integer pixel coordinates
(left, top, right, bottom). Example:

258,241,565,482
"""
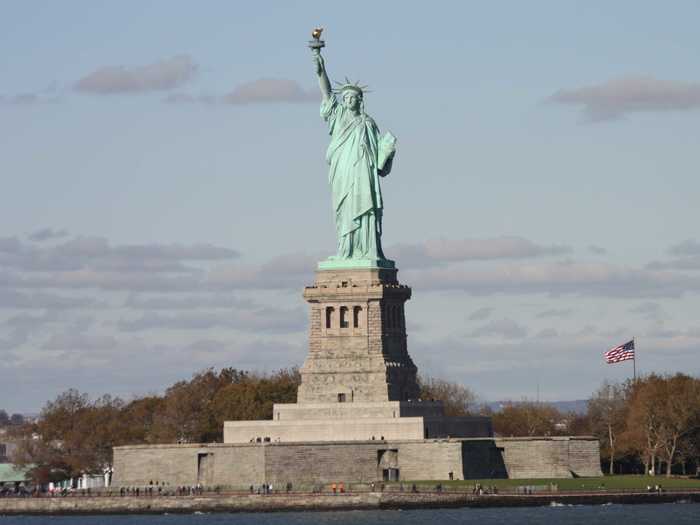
326,307,334,329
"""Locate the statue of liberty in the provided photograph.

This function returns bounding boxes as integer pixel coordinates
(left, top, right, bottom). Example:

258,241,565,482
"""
310,31,397,268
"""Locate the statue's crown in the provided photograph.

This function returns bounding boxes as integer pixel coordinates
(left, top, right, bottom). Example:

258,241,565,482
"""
334,77,370,97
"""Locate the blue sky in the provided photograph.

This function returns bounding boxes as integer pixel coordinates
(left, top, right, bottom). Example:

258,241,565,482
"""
2,1,700,412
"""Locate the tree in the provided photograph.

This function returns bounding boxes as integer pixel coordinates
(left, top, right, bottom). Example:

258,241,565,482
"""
566,410,593,436
588,381,628,474
150,368,230,443
418,376,478,416
623,375,665,475
0,410,9,427
148,367,300,443
9,367,295,484
10,413,25,426
211,368,300,424
121,396,166,445
492,401,563,437
76,395,127,472
12,389,127,482
622,374,700,476
656,374,700,476
674,426,700,476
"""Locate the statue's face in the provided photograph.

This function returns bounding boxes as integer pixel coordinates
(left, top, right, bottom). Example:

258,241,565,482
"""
342,91,361,112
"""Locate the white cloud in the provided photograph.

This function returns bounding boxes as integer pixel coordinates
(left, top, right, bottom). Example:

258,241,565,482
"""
0,236,23,254
547,75,700,122
629,302,668,322
669,239,700,257
0,236,239,290
5,311,63,331
124,293,254,310
646,239,700,270
28,228,69,242
534,328,559,339
467,306,493,321
471,318,528,339
206,252,317,290
166,78,317,106
117,306,305,334
41,332,118,351
3,228,700,411
224,79,316,104
415,330,700,402
390,236,571,268
0,336,306,412
75,55,198,94
588,245,607,255
0,93,60,105
535,308,573,319
0,329,29,351
0,290,101,309
405,260,700,298
52,237,237,261
647,256,700,271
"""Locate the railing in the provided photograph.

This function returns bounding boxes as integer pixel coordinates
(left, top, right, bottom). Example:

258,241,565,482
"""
2,485,700,499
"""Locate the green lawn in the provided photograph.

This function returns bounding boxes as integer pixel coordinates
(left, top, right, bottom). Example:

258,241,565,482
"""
401,475,700,491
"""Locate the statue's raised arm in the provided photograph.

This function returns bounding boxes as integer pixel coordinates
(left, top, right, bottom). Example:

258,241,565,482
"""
309,28,331,101
314,52,332,101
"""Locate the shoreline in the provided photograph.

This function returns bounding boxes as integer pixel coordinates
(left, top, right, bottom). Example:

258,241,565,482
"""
1,490,699,515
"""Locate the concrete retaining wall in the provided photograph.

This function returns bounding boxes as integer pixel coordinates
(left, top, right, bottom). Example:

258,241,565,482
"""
397,441,463,480
265,443,379,486
495,437,603,479
113,436,602,487
112,444,266,487
1,491,698,515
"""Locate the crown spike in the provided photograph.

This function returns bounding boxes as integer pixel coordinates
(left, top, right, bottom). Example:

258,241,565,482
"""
332,77,371,97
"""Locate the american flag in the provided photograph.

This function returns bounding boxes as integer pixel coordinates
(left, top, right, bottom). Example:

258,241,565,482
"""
604,339,635,364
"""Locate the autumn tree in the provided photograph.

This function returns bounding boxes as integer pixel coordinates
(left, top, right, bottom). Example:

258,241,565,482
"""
12,389,127,482
622,374,700,476
150,368,228,443
565,410,593,436
418,376,478,416
149,367,300,443
211,368,300,427
622,375,665,475
10,366,303,484
588,381,629,474
492,401,563,437
77,395,128,472
656,374,700,476
120,396,166,445
674,426,700,476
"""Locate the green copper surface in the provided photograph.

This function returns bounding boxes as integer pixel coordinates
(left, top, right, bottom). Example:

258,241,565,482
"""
312,43,397,266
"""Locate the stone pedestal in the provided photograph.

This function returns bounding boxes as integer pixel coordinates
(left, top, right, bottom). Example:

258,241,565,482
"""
223,265,494,444
297,267,420,404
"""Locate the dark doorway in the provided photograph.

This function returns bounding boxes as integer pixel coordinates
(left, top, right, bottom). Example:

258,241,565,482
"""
197,453,213,485
377,449,399,481
382,468,399,481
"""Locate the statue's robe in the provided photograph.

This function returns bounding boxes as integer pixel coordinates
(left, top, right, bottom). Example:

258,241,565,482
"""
321,95,388,260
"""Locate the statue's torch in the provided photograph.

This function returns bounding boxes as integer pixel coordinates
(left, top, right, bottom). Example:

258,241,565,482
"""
308,27,325,55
